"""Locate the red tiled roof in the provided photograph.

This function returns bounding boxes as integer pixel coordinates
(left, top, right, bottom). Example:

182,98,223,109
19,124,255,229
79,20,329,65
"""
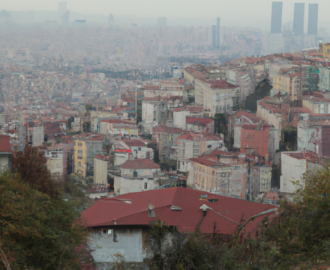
143,96,183,102
284,151,318,163
241,124,271,130
121,159,160,170
123,139,147,147
0,135,11,152
209,150,241,157
189,157,219,166
81,187,278,234
95,154,110,161
186,117,213,125
153,126,186,135
177,131,222,141
100,119,133,125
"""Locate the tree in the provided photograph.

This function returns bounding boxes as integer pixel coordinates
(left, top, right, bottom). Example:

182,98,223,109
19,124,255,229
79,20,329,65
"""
0,172,90,270
147,143,160,164
148,165,330,269
85,104,93,112
11,146,59,199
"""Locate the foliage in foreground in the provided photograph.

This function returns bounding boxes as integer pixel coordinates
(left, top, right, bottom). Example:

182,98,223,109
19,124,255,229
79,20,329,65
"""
147,165,330,270
11,146,59,199
0,172,90,270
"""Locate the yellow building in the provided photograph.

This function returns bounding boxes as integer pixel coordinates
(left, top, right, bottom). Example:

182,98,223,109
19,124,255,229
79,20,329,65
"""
74,134,103,177
272,73,300,100
323,43,330,59
273,74,290,94
74,140,87,177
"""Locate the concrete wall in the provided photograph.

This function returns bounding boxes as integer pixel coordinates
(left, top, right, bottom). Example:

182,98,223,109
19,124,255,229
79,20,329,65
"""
32,126,44,146
280,153,306,194
173,110,190,129
115,176,159,194
142,103,154,123
233,126,242,148
47,157,63,179
94,158,108,185
0,154,10,173
88,228,144,263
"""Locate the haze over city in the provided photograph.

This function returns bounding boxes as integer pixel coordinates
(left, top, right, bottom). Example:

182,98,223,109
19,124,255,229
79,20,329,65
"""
0,0,329,28
1,0,330,269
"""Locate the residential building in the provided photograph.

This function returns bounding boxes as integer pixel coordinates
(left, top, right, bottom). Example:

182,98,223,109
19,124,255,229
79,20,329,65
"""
323,43,330,60
233,123,270,158
26,121,44,147
186,155,248,199
100,119,138,136
303,94,330,114
198,80,238,117
177,132,224,166
272,72,301,99
228,110,263,137
0,135,12,173
186,117,214,133
250,165,272,200
153,126,186,161
81,188,278,264
142,96,183,124
168,105,203,129
123,139,153,160
280,151,321,199
74,134,103,177
45,147,64,181
318,66,330,92
94,154,110,185
297,121,330,158
114,159,161,195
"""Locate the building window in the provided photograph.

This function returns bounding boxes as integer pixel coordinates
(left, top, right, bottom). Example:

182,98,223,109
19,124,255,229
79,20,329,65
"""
144,182,148,189
78,150,83,159
78,142,82,147
78,162,82,168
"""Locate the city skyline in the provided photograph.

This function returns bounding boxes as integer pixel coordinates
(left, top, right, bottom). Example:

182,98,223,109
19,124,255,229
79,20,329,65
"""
0,0,328,29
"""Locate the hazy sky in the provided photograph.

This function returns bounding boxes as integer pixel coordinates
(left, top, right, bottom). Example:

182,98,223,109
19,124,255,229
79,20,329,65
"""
1,0,328,29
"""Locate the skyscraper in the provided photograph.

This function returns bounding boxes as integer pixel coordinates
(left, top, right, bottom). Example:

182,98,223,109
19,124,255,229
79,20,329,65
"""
216,17,220,48
58,2,67,15
271,2,283,33
308,4,318,35
293,3,305,35
212,25,216,48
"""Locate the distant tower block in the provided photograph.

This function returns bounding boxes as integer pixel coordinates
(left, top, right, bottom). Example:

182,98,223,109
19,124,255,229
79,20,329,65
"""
308,3,318,35
293,3,305,35
0,10,11,24
271,2,283,33
216,17,220,48
58,2,67,15
108,14,114,24
62,10,69,24
212,25,216,48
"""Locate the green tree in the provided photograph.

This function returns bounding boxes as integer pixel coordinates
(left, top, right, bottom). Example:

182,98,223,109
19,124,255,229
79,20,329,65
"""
0,172,90,270
85,104,93,111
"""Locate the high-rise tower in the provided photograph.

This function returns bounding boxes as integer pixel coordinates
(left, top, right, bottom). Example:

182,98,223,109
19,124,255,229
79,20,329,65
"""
271,2,283,33
293,3,305,35
212,25,216,48
216,17,220,48
307,4,318,35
